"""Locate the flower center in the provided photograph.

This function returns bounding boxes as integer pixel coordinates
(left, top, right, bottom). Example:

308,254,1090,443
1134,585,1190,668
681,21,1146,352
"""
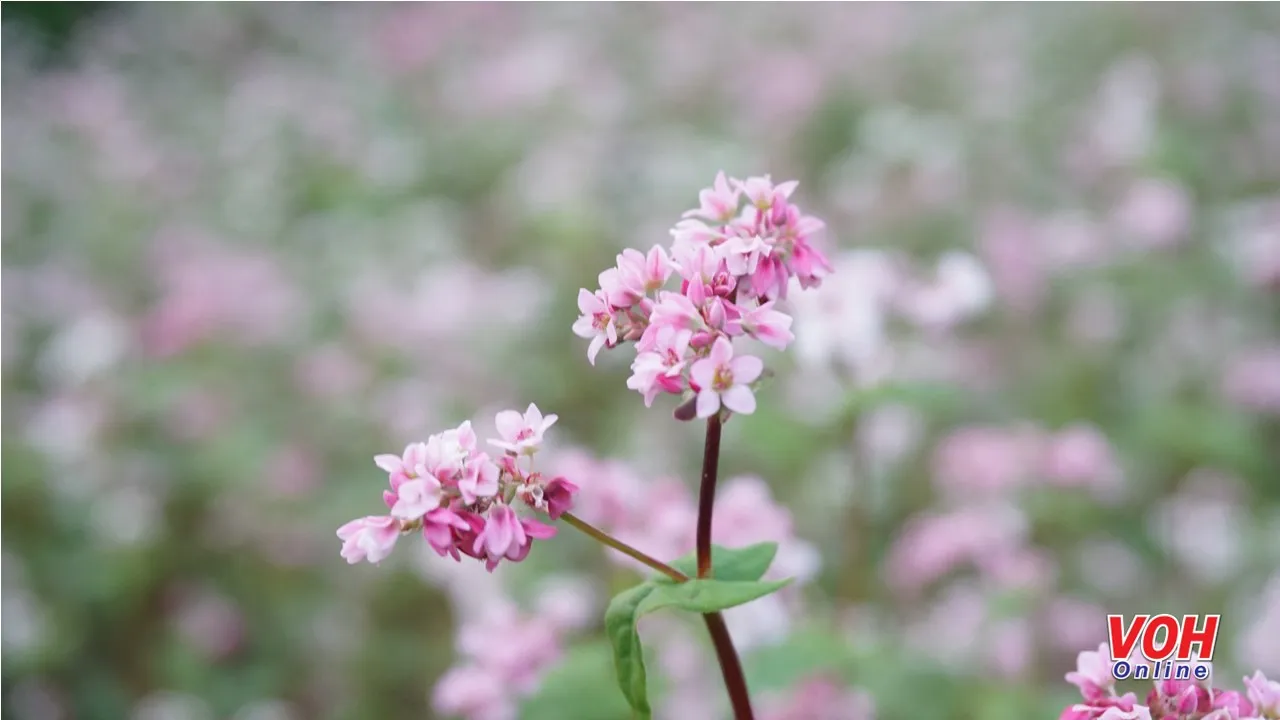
593,312,611,331
712,365,733,391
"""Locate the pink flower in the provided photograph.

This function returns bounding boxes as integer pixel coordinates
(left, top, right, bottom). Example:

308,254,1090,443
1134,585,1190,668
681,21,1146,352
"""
423,422,479,480
421,508,471,558
683,171,742,222
541,477,578,520
489,403,558,456
734,175,798,210
601,246,672,306
1065,643,1116,702
571,288,618,364
640,291,705,350
471,505,557,572
336,516,400,564
670,240,724,286
1212,690,1255,717
690,337,763,417
1244,671,1280,716
726,300,794,350
373,442,429,491
457,455,500,504
627,326,692,406
721,234,768,277
390,476,444,521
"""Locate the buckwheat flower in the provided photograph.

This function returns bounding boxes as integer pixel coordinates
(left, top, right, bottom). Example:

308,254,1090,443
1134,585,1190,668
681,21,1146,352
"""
726,300,794,350
540,477,578,520
721,234,768,277
336,516,400,565
489,403,558,456
639,291,705,351
670,240,725,287
390,476,444,521
602,246,672,306
1212,690,1256,717
627,326,692,406
422,508,472,558
598,268,641,310
424,422,479,480
690,336,764,417
683,170,741,222
456,455,500,504
1245,671,1280,716
472,505,557,572
373,441,429,491
571,288,617,364
1065,643,1116,702
735,175,798,210
670,217,726,248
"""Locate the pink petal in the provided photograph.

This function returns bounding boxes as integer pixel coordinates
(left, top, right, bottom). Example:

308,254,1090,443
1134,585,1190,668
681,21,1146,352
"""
709,336,733,365
494,410,524,441
373,454,402,474
721,385,756,415
696,389,721,418
523,403,543,427
539,413,558,432
572,315,597,339
522,518,557,539
576,288,597,314
689,358,715,389
587,335,605,364
730,355,764,384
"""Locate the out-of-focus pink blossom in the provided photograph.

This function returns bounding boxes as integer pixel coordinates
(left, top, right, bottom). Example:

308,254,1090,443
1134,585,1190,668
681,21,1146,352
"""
1222,346,1280,415
759,675,875,720
432,665,515,720
980,207,1047,317
690,336,763,417
932,424,1042,497
1040,424,1123,499
1113,178,1192,250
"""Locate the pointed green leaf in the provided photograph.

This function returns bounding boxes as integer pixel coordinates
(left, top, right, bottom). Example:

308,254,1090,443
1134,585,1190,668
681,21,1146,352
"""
639,578,792,615
657,542,779,583
604,583,656,719
604,573,790,717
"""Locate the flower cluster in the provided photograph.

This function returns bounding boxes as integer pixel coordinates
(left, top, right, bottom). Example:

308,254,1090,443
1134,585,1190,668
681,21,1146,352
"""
1061,643,1280,720
336,404,578,571
573,172,831,417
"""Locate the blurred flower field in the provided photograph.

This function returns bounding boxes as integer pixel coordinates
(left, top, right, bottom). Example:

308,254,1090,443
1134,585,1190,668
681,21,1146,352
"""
3,4,1280,720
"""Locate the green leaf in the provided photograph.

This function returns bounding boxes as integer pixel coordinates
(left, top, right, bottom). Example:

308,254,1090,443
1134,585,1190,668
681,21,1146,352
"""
659,542,778,583
604,573,790,718
639,578,791,615
604,583,657,719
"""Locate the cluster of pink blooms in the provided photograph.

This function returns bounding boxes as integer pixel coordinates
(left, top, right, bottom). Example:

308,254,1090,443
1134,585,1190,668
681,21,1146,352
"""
573,172,831,416
336,404,578,571
1062,643,1280,720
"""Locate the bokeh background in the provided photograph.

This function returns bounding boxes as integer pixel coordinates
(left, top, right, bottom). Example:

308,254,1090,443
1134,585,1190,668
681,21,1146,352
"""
3,4,1280,720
